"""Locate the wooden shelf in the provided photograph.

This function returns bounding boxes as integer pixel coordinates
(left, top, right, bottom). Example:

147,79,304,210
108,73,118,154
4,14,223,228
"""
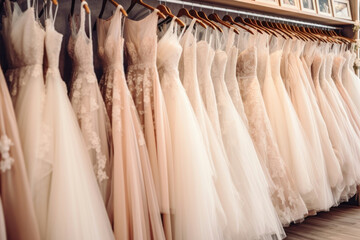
202,0,355,26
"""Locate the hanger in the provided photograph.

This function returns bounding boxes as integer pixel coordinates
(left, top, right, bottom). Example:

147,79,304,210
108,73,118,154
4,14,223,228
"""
208,12,239,34
198,10,223,32
127,0,166,19
245,18,273,35
189,9,217,30
263,21,290,39
98,0,127,19
37,0,59,18
255,19,279,37
71,0,90,16
222,14,254,35
177,7,207,29
234,15,263,34
157,4,185,27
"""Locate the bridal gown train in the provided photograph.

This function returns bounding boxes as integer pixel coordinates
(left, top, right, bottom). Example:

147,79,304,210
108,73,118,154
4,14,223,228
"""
2,0,47,237
98,6,165,240
125,9,173,219
157,19,222,240
282,39,334,211
43,4,114,239
179,21,242,238
238,32,307,225
211,31,285,239
0,64,40,240
267,37,318,211
68,2,112,202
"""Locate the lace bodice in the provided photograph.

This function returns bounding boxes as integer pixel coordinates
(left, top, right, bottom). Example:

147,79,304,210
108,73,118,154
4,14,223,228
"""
45,19,62,69
68,5,93,72
2,3,45,69
211,50,228,82
97,7,124,70
157,20,182,75
124,10,158,67
237,46,257,78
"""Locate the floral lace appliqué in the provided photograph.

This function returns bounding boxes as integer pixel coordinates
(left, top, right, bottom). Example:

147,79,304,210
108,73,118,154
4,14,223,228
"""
0,135,14,173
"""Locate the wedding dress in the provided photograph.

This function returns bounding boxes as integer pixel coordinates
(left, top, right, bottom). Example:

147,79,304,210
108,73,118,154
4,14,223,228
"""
158,19,222,240
296,43,343,202
125,9,173,217
239,32,307,225
2,0,47,236
211,30,285,240
68,2,112,202
282,39,334,211
179,20,241,239
312,52,355,201
44,3,114,239
318,48,359,199
0,63,40,240
267,36,317,211
98,6,165,240
342,51,360,113
224,28,248,126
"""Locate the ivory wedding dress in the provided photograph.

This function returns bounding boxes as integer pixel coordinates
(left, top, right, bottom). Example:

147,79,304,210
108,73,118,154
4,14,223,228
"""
267,37,317,211
282,39,334,211
2,0,47,237
296,43,343,202
98,6,165,240
0,63,40,240
312,52,355,201
179,20,242,239
211,31,285,240
44,3,114,239
318,48,360,200
125,9,173,218
68,2,112,202
157,19,222,240
239,32,307,225
342,51,360,113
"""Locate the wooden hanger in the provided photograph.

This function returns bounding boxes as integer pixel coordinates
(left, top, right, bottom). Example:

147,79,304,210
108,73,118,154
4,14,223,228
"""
244,18,271,35
209,12,239,34
264,21,290,39
157,4,185,27
222,14,254,35
127,0,166,19
255,19,279,37
198,11,223,32
38,0,58,18
177,7,207,29
98,0,127,19
234,16,263,34
71,0,90,16
189,9,216,30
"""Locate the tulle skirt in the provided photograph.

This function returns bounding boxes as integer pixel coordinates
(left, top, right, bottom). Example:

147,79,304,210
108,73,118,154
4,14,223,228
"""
44,70,114,240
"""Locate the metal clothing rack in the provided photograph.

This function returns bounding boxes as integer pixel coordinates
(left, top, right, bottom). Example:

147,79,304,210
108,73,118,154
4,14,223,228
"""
162,0,342,30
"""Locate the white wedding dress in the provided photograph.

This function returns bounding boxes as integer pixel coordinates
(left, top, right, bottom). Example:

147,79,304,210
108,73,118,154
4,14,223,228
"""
239,32,307,225
2,0,47,236
282,39,334,211
267,36,317,211
211,30,285,240
43,3,114,239
157,19,222,240
342,50,360,113
180,20,242,239
68,1,112,203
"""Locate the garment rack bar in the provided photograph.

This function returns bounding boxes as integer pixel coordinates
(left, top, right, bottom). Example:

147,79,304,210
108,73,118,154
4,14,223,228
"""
162,0,342,30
